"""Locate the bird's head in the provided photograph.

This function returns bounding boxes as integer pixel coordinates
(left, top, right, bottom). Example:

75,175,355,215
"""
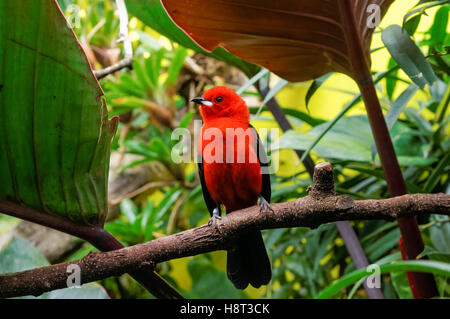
191,86,249,122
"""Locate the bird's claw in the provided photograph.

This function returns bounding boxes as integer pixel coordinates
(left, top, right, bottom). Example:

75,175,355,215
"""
259,196,274,215
208,214,222,227
208,207,222,232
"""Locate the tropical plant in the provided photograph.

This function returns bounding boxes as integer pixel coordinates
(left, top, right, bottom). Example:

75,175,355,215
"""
0,0,448,300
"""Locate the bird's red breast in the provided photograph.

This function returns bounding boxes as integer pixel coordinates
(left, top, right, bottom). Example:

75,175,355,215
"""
194,86,272,290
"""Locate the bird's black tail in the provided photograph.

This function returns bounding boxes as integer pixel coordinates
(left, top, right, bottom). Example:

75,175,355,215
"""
226,230,271,289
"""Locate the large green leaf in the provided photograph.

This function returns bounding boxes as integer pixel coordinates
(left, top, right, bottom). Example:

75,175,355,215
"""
126,0,260,77
382,25,437,89
0,0,118,225
0,236,109,299
271,115,438,166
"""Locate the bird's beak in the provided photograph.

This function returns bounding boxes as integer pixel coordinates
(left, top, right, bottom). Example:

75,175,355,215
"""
191,96,213,106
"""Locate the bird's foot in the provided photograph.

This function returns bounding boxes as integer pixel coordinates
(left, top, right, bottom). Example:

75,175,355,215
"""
208,207,222,232
259,196,273,215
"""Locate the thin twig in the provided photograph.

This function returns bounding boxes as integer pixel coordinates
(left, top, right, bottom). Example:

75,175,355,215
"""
419,218,450,230
108,180,180,206
86,18,106,44
94,56,133,79
166,191,188,234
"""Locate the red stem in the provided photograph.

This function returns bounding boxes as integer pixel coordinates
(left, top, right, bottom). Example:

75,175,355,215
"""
399,237,420,299
338,0,438,298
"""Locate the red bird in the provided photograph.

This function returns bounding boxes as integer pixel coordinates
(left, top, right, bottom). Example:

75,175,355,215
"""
192,86,272,289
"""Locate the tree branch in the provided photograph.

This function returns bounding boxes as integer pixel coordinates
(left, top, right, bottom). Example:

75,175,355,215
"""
1,162,449,298
0,199,182,299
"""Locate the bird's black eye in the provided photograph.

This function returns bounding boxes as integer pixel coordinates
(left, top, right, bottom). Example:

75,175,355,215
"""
215,96,223,103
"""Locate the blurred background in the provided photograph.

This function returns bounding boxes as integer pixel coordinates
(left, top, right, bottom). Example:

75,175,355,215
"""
0,0,448,299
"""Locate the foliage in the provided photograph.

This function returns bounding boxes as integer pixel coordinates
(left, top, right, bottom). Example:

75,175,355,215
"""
159,0,395,82
125,0,260,77
0,236,109,299
0,0,448,299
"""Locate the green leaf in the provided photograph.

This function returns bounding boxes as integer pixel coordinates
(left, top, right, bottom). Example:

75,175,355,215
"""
0,0,118,225
155,188,183,221
346,164,424,194
423,151,450,193
0,236,48,272
44,282,109,299
419,245,450,263
391,270,414,298
278,66,400,163
0,236,109,299
382,25,437,88
273,118,368,162
185,255,247,298
386,84,420,130
236,68,270,95
305,73,333,110
312,226,339,275
427,5,449,50
133,58,154,91
404,107,434,135
436,83,450,123
148,48,166,87
256,79,289,115
315,260,450,299
403,14,422,36
430,215,450,253
264,228,286,249
165,46,188,86
120,199,138,224
141,200,156,241
272,115,434,166
417,0,448,5
365,228,401,261
125,141,158,159
178,110,195,129
432,51,450,78
249,106,325,127
56,0,72,13
135,30,163,51
403,0,449,24
106,74,147,98
347,277,366,299
126,0,259,77
386,58,399,99
298,94,361,163
371,83,419,160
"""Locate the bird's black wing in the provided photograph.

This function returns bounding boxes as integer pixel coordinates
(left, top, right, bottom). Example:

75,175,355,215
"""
198,158,217,216
249,124,271,203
